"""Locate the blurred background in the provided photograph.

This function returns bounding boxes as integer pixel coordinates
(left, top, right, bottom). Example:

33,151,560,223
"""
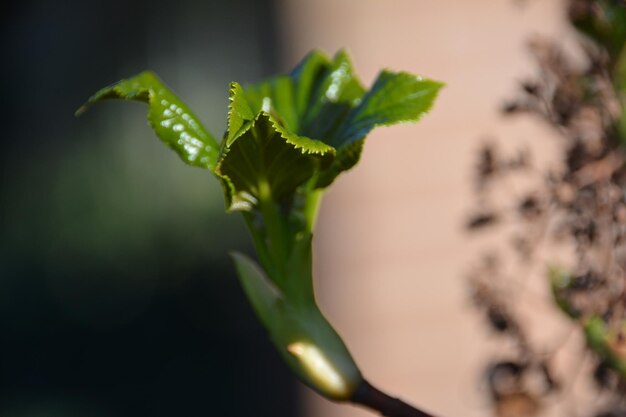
1,1,295,416
0,1,585,417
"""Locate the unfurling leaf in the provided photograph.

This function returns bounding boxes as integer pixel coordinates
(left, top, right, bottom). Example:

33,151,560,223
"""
216,83,335,211
240,50,443,188
78,71,220,170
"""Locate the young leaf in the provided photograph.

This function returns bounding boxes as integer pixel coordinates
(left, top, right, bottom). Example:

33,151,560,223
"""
216,84,335,211
238,51,443,188
315,140,364,188
291,50,334,120
231,252,283,326
227,82,256,144
295,49,366,140
242,50,365,140
78,71,220,170
316,70,443,187
330,70,443,147
243,75,298,133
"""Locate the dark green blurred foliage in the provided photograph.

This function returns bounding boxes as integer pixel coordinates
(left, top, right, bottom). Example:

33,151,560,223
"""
570,0,626,61
0,0,297,416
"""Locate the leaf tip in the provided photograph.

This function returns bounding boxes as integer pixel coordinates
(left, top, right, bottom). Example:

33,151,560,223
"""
229,251,245,263
228,81,243,99
74,105,88,117
429,78,446,94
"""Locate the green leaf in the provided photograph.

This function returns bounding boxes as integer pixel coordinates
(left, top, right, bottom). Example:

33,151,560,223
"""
242,49,365,136
78,71,220,170
295,49,366,140
79,51,442,209
330,70,443,146
241,50,365,142
315,140,365,189
216,84,335,211
238,51,442,188
231,252,283,326
291,50,333,121
227,82,255,144
243,75,298,133
316,70,443,187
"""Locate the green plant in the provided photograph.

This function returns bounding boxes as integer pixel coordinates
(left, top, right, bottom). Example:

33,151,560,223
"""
78,50,442,417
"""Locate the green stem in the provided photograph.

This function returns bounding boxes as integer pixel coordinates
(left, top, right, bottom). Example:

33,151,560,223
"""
257,178,289,282
304,188,324,233
242,212,276,278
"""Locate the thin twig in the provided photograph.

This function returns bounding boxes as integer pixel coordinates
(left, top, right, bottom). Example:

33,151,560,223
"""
351,379,438,417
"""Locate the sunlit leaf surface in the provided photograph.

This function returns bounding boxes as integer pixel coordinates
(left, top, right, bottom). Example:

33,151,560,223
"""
81,50,442,206
240,50,443,187
216,83,334,210
78,71,219,170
